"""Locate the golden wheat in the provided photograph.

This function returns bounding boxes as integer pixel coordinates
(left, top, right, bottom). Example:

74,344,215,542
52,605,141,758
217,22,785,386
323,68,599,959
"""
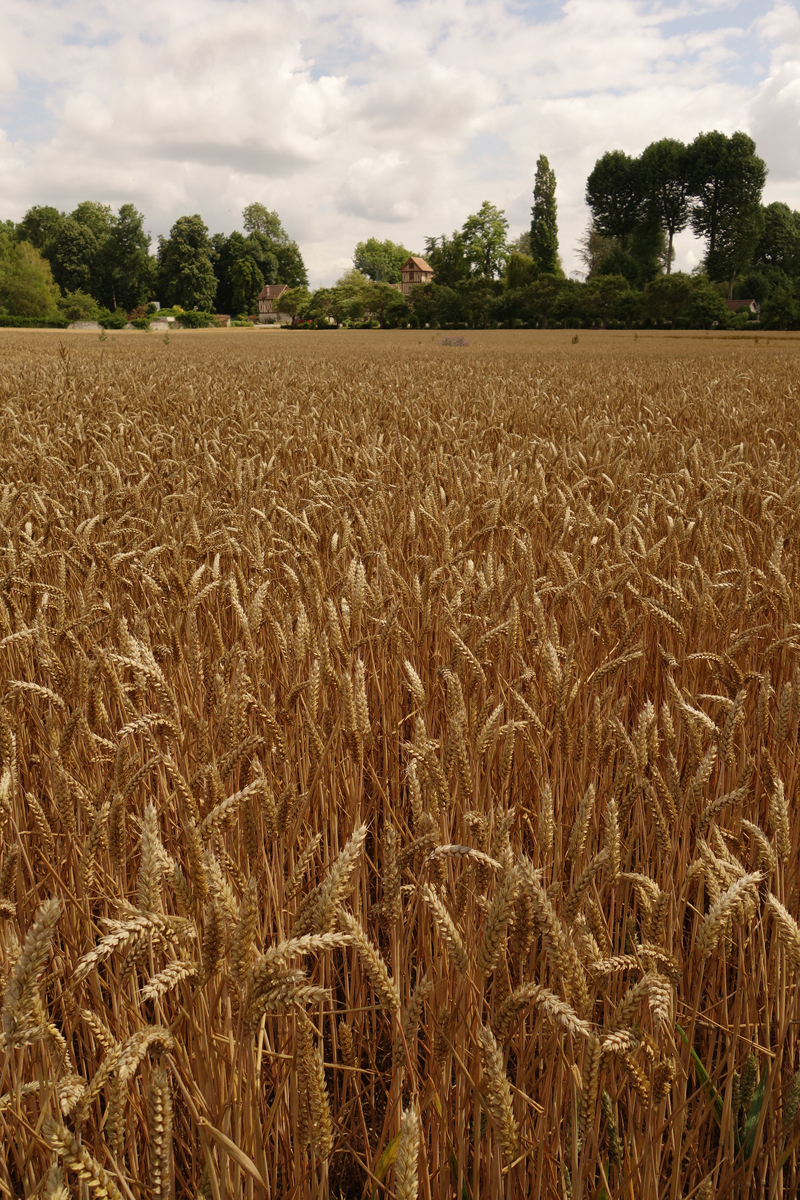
0,329,798,1199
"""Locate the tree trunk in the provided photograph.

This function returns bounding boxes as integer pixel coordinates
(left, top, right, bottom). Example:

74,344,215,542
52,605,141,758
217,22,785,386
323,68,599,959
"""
667,231,673,275
728,272,735,301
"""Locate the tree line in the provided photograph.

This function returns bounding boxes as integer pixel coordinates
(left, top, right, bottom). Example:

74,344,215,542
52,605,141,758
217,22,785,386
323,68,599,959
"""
0,202,307,324
272,135,800,333
2,129,799,330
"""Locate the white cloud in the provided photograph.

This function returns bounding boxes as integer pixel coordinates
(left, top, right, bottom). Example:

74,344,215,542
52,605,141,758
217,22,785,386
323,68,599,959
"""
0,0,795,285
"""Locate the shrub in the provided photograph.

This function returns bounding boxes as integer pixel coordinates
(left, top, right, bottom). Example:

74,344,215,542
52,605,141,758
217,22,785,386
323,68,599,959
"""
97,308,127,330
58,290,99,321
178,310,216,329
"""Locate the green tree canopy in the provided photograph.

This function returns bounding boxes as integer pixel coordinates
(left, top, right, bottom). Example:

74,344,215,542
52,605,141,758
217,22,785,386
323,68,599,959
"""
353,238,412,283
365,280,408,327
685,278,729,328
16,206,64,250
57,290,100,321
273,240,308,289
641,138,691,274
242,203,288,242
583,273,631,327
241,204,307,288
586,151,645,247
46,217,99,295
530,155,559,274
578,225,614,277
525,275,564,328
0,241,60,317
461,201,510,279
510,230,532,256
506,252,537,289
330,270,373,324
106,204,154,312
242,231,279,282
688,131,767,294
645,272,694,327
211,232,244,314
275,286,310,326
230,256,265,316
157,215,217,311
753,202,800,276
423,233,469,288
41,202,121,306
759,287,800,330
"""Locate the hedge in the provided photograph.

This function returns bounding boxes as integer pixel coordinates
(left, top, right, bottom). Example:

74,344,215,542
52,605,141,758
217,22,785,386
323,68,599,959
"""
0,315,69,328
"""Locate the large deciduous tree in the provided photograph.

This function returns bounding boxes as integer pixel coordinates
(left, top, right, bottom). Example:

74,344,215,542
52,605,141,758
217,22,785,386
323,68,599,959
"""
752,202,800,276
353,238,412,283
689,131,766,296
105,204,154,312
461,201,510,279
16,206,64,251
586,151,645,248
157,215,218,311
242,203,286,242
0,242,60,317
641,138,691,274
242,203,308,288
530,154,559,274
45,202,117,306
46,218,99,295
230,256,265,317
423,233,469,288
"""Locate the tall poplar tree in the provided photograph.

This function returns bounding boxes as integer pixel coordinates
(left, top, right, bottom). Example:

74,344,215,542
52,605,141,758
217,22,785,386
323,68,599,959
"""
530,155,559,273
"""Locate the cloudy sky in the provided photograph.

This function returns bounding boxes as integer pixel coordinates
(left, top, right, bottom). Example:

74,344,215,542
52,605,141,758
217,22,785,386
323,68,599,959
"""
0,0,798,286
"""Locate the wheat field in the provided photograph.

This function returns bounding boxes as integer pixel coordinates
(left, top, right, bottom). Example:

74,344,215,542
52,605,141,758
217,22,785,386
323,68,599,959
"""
1,328,799,1200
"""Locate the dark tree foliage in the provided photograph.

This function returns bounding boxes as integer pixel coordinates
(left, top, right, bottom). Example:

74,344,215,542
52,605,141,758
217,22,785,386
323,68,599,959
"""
106,205,154,312
752,202,800,275
157,215,218,311
423,234,470,289
530,155,559,274
16,206,64,251
241,203,307,288
46,218,99,296
645,272,694,328
586,151,645,247
641,138,691,273
688,131,766,293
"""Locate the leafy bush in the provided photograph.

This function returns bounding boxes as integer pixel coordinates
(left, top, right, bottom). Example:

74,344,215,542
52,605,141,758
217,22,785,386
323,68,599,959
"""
131,317,150,330
58,290,99,321
97,308,127,330
177,310,216,329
